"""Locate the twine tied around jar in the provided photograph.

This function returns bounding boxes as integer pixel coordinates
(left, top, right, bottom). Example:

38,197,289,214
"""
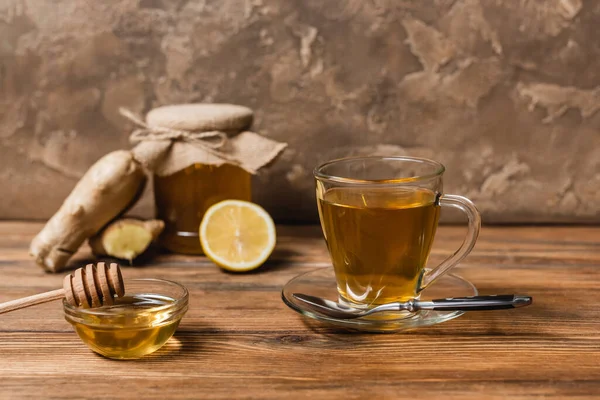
119,108,234,161
121,104,287,176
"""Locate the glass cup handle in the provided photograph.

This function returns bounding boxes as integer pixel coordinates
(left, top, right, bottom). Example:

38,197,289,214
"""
419,194,481,291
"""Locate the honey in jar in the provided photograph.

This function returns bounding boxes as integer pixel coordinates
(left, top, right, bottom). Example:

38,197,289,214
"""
154,163,252,254
126,103,286,255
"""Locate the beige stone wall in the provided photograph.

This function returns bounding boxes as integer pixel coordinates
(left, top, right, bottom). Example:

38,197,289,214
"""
1,0,599,223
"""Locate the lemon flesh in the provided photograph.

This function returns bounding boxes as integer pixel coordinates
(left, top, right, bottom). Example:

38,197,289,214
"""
199,200,276,272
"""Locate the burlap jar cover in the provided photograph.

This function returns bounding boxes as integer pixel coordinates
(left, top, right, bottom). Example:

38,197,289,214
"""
120,104,287,175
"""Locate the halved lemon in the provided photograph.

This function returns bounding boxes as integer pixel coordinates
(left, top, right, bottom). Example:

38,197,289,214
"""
199,200,276,272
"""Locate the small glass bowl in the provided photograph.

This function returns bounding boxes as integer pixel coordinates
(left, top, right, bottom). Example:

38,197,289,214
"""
64,279,188,360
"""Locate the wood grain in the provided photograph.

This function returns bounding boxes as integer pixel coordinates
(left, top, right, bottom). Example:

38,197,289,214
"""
0,222,599,399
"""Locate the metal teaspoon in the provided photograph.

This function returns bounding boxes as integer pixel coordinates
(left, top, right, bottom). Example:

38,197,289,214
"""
292,293,532,320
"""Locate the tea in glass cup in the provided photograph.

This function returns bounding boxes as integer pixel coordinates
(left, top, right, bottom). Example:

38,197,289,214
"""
315,156,480,308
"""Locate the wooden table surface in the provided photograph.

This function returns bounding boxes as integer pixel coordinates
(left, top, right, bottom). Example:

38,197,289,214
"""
1,222,599,399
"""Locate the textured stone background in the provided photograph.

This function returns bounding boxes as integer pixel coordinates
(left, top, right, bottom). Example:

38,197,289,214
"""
1,0,599,223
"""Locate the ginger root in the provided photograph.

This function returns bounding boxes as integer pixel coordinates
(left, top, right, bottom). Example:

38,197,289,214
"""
89,218,164,262
30,150,147,272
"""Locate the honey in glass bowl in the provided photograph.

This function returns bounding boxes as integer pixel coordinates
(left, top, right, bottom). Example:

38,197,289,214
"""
63,279,188,360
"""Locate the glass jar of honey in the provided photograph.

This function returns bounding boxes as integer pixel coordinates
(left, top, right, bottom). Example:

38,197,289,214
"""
125,103,286,255
154,163,252,254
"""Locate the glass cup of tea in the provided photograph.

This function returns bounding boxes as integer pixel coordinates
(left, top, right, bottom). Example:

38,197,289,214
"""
315,156,481,309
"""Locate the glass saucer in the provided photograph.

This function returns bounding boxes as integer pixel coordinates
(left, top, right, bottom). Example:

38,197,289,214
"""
282,267,478,333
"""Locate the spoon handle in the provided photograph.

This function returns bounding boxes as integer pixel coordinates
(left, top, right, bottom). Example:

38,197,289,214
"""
0,289,65,315
419,295,532,311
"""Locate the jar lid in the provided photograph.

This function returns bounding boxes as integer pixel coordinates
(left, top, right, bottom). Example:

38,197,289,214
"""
146,103,253,132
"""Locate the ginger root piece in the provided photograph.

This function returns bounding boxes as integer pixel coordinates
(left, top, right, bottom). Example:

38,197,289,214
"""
89,218,164,262
30,150,147,272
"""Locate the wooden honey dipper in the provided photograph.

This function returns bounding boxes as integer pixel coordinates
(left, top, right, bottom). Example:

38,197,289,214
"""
0,262,125,314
